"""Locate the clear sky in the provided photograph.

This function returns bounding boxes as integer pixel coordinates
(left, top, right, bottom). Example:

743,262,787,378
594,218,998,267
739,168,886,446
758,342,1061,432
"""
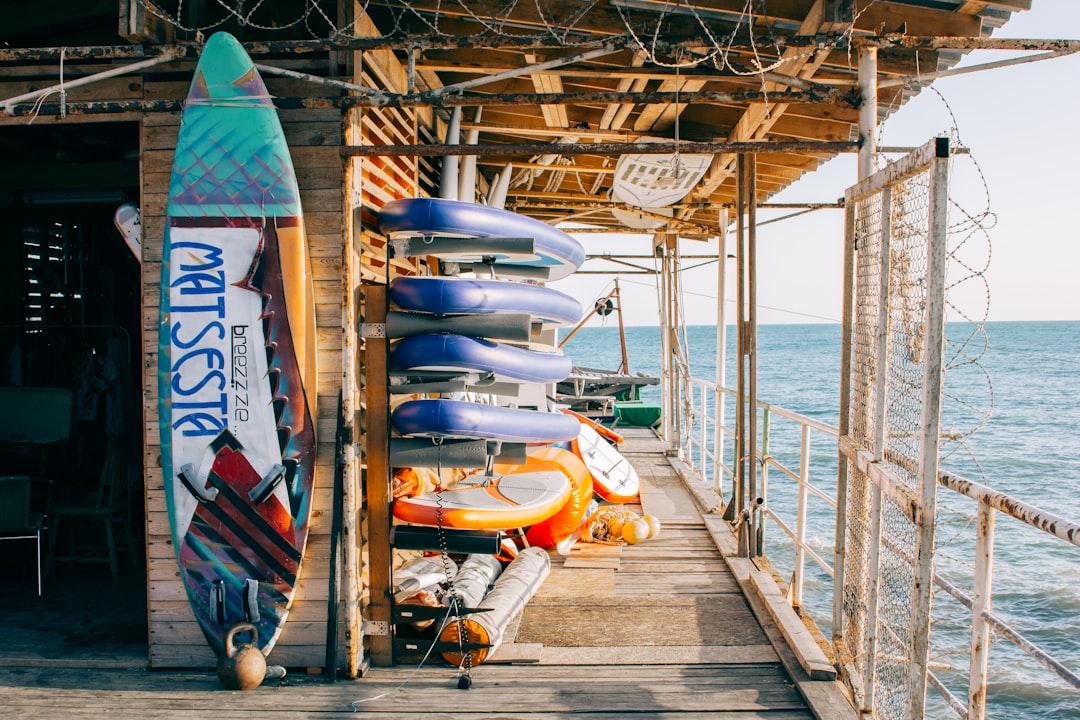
551,2,1080,326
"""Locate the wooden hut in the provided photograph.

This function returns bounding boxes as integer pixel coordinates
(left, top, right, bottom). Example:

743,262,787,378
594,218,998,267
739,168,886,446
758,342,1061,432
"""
0,0,1047,680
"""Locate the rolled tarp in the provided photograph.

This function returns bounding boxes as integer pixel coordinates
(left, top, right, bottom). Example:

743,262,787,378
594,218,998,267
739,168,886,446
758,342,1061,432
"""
438,546,551,666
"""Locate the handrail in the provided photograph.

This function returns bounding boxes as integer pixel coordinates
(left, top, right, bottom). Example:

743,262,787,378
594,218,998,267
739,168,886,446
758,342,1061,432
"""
673,371,1080,719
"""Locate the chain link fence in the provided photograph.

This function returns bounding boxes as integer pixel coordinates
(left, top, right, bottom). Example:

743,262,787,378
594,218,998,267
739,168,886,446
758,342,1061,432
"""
840,138,952,719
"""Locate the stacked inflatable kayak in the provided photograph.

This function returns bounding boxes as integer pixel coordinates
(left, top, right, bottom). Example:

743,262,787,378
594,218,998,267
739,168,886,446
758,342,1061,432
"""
378,198,585,530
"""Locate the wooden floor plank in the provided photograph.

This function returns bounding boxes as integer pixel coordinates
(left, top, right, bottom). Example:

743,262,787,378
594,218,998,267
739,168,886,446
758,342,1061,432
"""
0,431,839,719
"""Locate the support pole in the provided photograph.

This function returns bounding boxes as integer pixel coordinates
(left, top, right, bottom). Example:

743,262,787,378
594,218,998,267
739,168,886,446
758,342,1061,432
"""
614,278,629,375
714,213,728,494
439,106,462,201
967,503,996,720
362,284,394,665
858,46,878,180
730,158,747,529
658,234,674,448
834,179,856,650
746,153,759,558
342,198,363,679
908,135,951,719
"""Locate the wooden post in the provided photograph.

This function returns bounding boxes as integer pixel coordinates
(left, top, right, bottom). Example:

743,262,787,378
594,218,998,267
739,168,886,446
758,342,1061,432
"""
362,283,394,665
342,106,362,677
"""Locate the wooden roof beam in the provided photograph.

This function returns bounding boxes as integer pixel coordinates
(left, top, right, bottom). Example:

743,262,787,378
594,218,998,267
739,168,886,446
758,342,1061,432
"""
683,0,852,213
632,74,706,134
341,139,859,158
3,32,1064,65
599,50,648,131
337,87,854,109
524,52,570,128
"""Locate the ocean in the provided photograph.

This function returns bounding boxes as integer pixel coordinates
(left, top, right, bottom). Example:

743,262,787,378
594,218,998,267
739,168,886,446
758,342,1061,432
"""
559,320,1080,719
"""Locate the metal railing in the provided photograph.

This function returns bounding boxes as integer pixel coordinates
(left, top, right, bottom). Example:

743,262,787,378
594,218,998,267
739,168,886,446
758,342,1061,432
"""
674,374,1080,720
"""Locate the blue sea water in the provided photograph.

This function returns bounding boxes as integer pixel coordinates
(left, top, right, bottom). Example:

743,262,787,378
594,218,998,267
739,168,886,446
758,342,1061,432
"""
560,320,1080,719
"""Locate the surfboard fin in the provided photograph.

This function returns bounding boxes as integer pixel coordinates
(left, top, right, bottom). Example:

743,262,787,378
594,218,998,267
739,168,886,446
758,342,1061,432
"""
178,463,219,503
211,580,227,626
249,463,287,504
243,578,261,623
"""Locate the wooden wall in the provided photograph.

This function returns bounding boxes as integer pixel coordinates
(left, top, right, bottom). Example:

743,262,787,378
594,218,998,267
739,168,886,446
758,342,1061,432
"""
141,76,345,668
347,16,437,670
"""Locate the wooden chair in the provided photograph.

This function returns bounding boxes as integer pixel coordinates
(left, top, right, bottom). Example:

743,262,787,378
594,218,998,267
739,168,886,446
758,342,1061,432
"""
49,441,135,580
0,475,49,595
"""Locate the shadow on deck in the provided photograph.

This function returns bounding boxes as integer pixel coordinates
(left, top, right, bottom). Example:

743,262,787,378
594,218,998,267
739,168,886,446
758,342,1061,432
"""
0,428,852,719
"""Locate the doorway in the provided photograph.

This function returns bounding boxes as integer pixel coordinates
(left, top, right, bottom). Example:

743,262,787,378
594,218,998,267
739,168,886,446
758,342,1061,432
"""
0,121,147,666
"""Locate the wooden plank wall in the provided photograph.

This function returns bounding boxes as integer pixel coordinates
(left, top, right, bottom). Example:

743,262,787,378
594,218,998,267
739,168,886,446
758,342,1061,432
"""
348,16,438,669
141,75,344,668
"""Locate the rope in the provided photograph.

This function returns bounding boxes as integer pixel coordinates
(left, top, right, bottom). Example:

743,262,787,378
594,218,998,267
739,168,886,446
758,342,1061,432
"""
430,438,473,689
348,599,461,709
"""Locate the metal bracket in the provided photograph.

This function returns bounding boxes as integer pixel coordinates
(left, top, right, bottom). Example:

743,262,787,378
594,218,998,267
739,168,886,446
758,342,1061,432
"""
362,620,390,636
361,322,386,339
390,235,534,259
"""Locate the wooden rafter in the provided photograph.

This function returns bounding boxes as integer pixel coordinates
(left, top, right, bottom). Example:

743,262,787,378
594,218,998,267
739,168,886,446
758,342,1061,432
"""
681,0,854,216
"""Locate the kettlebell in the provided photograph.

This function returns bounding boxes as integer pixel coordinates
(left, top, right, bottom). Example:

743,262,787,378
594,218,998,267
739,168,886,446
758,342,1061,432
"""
217,623,267,691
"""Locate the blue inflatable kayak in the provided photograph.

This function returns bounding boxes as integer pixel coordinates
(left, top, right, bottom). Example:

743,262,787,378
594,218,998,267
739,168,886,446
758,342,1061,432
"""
392,399,581,443
389,276,582,327
391,333,572,384
378,198,585,281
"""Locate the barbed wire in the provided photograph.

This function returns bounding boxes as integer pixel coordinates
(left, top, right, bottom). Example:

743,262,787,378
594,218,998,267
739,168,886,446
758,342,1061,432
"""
133,0,871,106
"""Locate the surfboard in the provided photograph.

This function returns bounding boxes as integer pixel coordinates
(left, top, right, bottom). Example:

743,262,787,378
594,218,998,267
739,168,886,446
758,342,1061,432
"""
389,276,583,327
392,399,580,444
611,139,712,209
377,198,585,280
392,456,572,530
391,333,572,384
158,32,317,656
572,423,639,504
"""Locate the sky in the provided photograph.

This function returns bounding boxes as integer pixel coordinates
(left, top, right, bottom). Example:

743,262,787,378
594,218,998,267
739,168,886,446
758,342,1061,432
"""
550,2,1080,326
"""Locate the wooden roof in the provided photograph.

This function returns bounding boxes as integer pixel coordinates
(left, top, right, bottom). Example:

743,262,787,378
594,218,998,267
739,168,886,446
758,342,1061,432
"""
0,1,1048,235
351,0,1036,234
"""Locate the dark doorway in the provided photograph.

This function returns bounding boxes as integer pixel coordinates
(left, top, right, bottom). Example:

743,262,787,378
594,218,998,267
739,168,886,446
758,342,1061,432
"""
0,121,147,666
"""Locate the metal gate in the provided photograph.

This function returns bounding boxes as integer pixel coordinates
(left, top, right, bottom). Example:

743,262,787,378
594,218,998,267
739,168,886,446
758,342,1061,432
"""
835,137,952,719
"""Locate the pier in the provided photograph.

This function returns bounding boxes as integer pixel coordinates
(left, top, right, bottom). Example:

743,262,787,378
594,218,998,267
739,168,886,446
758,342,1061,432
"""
1,428,850,718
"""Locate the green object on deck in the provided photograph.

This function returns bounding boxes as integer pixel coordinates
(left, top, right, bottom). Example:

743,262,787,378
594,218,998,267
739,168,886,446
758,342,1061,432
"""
614,401,662,427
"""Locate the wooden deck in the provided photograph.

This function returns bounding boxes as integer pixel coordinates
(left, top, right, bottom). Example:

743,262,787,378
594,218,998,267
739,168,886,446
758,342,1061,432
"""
0,428,852,718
